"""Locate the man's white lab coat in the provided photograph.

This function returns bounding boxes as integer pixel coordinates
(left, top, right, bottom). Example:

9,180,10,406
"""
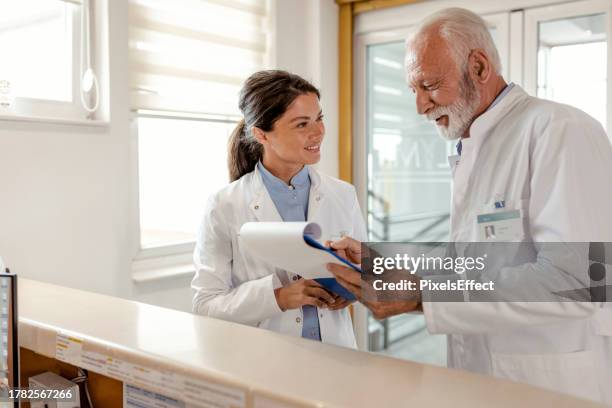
423,85,612,403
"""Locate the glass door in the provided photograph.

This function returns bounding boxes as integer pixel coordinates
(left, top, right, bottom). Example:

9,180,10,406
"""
354,12,510,365
352,0,612,365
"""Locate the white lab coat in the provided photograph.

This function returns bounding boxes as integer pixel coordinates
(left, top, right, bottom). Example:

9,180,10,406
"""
192,166,367,348
422,85,612,404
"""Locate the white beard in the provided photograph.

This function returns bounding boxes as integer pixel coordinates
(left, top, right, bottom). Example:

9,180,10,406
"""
427,74,481,141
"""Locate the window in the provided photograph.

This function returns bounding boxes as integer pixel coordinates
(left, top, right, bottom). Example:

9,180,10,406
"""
537,14,607,129
131,0,270,255
525,0,611,130
137,115,235,248
0,0,96,120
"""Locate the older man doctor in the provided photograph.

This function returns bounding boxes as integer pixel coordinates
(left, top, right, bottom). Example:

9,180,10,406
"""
328,7,612,404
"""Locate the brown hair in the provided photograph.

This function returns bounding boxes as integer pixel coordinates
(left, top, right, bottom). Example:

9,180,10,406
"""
228,70,320,182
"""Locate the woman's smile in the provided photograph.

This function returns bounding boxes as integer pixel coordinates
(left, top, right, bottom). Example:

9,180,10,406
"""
305,144,321,153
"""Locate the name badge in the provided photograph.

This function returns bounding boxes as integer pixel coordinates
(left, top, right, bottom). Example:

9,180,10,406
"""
477,209,524,241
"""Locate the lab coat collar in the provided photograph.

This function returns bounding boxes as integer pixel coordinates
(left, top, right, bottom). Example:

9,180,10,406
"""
249,167,283,222
306,166,322,192
248,165,323,222
306,166,323,221
450,86,529,202
468,85,528,143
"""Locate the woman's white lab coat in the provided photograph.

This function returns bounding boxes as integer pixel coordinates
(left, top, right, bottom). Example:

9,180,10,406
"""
423,85,612,403
192,166,367,348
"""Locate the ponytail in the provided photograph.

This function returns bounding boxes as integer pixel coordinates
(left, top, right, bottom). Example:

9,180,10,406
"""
228,118,263,182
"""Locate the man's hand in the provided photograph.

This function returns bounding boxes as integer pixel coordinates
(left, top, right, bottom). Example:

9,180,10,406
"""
274,279,336,311
327,263,420,319
324,236,362,264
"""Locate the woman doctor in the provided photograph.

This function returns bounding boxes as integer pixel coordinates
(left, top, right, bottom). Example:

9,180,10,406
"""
192,70,366,348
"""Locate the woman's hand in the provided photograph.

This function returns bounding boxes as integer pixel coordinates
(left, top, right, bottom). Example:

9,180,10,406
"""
326,294,354,311
274,279,337,311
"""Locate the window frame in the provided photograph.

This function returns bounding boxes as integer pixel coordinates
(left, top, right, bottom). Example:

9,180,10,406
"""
0,1,97,123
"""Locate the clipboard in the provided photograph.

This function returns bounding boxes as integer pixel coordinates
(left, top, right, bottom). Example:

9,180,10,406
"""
239,222,361,300
303,234,360,301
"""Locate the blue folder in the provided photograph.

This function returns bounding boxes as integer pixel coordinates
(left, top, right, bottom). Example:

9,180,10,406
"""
303,234,362,301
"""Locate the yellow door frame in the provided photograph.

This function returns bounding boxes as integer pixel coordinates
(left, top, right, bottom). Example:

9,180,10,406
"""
335,0,421,183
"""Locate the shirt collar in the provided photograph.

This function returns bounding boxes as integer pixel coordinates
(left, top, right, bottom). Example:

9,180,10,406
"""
257,161,310,192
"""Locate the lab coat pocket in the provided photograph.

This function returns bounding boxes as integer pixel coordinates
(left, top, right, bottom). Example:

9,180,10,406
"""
491,350,600,401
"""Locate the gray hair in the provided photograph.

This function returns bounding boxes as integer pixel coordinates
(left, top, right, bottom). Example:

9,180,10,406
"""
410,8,502,75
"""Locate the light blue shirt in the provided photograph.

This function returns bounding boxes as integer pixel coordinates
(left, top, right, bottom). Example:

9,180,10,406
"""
257,162,321,341
258,162,310,221
457,82,515,156
489,82,515,110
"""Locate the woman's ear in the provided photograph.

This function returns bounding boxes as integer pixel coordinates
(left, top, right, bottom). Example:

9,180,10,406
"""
251,126,267,145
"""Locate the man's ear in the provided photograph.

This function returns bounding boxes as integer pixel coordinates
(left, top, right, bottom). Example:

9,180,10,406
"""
468,49,492,84
251,126,267,145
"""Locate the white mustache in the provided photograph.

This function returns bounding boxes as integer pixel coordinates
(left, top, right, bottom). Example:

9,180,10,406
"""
423,94,480,140
427,108,453,122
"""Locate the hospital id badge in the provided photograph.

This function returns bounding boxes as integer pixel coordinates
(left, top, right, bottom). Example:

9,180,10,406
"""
477,209,524,241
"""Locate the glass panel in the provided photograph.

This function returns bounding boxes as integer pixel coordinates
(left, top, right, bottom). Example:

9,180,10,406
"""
537,14,607,129
138,117,233,248
367,41,453,244
365,40,450,366
0,0,73,102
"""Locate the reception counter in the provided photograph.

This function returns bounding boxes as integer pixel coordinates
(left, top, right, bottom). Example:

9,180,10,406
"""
17,279,604,407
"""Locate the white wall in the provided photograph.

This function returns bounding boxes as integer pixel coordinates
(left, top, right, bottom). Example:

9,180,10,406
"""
0,0,340,312
273,0,340,178
0,0,130,300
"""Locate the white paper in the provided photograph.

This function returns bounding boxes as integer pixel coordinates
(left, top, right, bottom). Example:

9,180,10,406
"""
182,376,246,408
106,356,132,382
55,332,83,366
239,222,346,280
81,349,109,375
124,383,185,408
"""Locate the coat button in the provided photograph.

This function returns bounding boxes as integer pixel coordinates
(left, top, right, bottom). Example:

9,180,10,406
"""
315,196,321,201
319,313,323,318
296,317,301,323
254,205,259,210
